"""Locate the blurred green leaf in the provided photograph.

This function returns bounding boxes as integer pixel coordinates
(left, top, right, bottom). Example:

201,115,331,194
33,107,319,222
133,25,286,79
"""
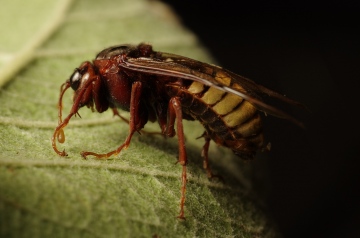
0,0,278,237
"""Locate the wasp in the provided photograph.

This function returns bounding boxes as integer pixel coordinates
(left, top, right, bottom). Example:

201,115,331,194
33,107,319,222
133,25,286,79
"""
52,43,304,219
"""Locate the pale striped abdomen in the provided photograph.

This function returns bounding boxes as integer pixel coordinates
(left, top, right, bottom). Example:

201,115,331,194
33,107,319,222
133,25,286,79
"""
167,80,264,159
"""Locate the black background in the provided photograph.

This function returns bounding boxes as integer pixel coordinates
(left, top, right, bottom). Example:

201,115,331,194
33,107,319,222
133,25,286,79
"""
162,1,359,237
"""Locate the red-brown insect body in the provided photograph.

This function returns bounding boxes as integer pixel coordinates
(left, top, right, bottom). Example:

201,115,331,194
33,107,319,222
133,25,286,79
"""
76,45,263,159
52,43,304,219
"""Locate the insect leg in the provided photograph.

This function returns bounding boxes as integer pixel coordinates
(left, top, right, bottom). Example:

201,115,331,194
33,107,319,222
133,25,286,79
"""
112,108,162,136
201,132,223,181
112,108,130,123
81,82,144,159
52,77,96,156
201,132,212,177
167,97,187,219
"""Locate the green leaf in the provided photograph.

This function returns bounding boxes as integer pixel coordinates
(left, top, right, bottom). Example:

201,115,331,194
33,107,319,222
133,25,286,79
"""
0,0,279,237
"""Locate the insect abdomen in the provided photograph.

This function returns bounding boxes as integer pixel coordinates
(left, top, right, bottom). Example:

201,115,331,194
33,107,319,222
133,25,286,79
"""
167,81,264,159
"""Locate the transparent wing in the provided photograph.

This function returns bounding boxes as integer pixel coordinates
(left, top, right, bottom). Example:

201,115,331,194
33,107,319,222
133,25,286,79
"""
119,51,304,127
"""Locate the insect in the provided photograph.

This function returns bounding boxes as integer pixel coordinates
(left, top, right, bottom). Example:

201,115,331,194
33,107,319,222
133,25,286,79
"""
52,43,304,219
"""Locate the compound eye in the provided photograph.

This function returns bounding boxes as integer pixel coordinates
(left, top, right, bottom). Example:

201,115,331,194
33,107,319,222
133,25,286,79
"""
69,69,81,90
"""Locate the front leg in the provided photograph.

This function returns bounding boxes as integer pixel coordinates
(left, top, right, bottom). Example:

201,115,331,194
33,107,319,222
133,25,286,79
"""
81,81,145,159
53,76,98,156
166,97,188,219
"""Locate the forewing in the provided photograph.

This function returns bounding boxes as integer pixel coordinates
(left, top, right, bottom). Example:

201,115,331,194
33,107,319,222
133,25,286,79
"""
120,52,304,127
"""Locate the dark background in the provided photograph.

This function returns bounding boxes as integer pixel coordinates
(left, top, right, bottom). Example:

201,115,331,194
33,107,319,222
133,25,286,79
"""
162,1,360,237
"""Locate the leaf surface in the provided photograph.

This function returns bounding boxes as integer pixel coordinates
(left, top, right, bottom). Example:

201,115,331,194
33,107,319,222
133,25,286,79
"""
0,0,278,237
